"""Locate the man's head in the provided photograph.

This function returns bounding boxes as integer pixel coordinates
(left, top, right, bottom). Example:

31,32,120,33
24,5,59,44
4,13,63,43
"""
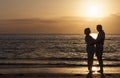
96,24,103,32
84,28,91,35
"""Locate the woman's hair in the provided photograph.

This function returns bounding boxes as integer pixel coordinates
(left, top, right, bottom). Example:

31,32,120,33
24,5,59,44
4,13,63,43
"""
84,28,91,35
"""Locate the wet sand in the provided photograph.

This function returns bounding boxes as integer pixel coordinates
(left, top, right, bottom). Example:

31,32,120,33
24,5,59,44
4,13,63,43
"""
0,73,120,78
0,67,119,78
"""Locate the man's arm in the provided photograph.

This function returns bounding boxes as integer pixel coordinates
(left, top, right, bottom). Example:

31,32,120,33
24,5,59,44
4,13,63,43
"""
96,31,105,44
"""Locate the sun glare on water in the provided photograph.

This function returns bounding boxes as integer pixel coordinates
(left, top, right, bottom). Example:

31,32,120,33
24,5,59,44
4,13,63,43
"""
90,33,98,39
92,67,98,72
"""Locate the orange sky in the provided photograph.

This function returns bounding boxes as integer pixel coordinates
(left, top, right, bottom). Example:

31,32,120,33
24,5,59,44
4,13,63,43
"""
0,0,120,34
0,0,120,19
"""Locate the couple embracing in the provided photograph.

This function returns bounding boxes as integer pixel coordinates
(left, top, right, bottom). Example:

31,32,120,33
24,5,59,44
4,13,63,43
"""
84,25,105,73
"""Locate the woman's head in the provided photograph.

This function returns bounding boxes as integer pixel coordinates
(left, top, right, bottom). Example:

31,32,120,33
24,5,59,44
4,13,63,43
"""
84,28,91,35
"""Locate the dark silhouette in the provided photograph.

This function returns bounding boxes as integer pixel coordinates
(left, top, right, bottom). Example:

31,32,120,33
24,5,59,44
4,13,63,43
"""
86,72,93,78
84,25,105,74
96,24,105,73
84,28,95,73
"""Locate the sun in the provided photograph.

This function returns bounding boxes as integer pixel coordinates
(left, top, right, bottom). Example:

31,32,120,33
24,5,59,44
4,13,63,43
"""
77,1,107,18
85,5,104,18
87,6,100,17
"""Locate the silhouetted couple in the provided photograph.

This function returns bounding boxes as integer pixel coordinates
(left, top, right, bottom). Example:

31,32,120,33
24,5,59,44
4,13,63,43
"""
84,25,105,73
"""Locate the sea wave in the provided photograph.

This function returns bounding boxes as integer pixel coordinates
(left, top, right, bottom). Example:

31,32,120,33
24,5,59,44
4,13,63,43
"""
0,34,119,67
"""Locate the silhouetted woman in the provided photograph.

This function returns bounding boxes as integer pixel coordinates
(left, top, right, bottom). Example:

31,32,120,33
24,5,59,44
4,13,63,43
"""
84,28,95,73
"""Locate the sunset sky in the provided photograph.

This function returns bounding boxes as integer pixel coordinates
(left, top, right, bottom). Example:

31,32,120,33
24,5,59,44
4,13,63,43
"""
0,0,120,34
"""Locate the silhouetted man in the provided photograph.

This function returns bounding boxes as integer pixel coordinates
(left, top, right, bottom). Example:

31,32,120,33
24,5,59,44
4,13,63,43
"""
96,24,105,73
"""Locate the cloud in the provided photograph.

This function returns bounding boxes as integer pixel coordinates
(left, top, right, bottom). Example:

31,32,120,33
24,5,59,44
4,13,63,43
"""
0,15,120,34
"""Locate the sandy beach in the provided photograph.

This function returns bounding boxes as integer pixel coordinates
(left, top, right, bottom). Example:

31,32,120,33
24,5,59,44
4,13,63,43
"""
0,73,120,78
0,67,119,78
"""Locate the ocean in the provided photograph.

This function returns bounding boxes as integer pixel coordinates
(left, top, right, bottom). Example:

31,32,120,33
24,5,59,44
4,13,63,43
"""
0,34,119,67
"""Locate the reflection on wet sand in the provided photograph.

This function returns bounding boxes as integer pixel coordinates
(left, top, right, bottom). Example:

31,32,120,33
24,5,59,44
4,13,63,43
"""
86,73,105,78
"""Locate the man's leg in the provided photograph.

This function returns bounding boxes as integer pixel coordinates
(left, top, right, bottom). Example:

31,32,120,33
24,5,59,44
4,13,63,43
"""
96,51,103,72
